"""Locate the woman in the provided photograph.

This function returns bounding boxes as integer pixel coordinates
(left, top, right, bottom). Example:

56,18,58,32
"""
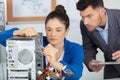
41,5,84,80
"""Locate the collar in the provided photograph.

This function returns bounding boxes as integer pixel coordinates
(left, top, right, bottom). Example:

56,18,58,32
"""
96,10,108,31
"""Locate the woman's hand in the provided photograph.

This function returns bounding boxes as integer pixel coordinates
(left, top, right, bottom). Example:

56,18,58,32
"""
13,27,38,37
43,44,58,63
43,44,64,71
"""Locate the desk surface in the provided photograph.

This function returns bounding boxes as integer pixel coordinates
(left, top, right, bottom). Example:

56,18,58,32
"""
104,78,120,80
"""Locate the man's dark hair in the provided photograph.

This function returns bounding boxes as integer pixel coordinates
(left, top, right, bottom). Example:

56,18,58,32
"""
76,0,104,11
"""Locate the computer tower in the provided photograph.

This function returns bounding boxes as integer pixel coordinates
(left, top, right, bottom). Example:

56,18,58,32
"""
6,33,43,80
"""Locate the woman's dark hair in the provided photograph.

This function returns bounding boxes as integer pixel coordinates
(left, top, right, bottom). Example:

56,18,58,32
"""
45,5,69,30
76,0,104,11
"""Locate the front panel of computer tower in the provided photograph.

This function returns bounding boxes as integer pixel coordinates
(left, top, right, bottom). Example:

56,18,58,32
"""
6,33,43,80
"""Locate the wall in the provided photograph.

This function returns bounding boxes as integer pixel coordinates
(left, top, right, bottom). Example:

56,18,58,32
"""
1,0,120,80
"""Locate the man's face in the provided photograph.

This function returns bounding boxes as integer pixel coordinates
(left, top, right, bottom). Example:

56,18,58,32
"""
80,6,103,32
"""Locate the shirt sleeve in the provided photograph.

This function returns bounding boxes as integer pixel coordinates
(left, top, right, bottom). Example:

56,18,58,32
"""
80,21,98,71
60,44,84,80
0,28,19,46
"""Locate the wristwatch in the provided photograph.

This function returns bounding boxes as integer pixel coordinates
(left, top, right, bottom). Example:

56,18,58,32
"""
62,66,74,77
62,65,67,70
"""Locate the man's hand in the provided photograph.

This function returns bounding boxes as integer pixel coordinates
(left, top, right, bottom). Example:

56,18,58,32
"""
112,50,120,63
88,59,103,72
13,27,38,37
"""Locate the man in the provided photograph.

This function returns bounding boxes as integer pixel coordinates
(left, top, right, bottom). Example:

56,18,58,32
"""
76,0,120,79
0,27,38,46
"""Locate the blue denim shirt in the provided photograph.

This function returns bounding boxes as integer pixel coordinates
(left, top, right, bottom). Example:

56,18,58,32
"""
0,28,19,46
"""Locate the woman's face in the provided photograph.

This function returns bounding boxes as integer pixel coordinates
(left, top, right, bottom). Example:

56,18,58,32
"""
45,18,69,46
